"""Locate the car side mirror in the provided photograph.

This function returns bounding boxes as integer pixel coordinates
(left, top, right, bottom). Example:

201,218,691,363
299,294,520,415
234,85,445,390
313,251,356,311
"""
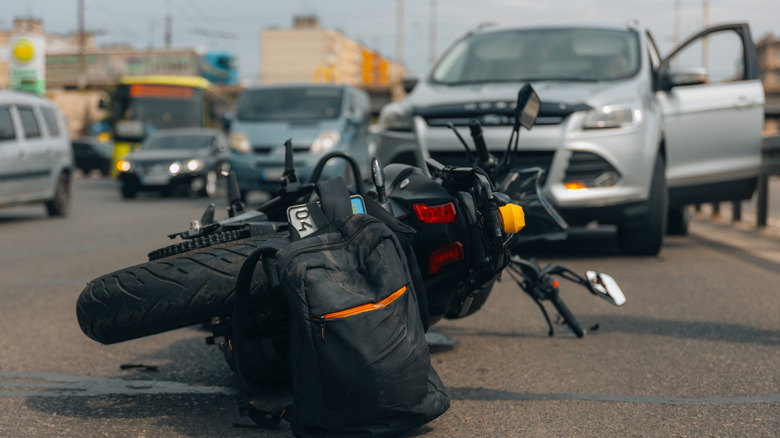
401,76,419,94
661,67,708,89
222,111,233,132
347,107,366,125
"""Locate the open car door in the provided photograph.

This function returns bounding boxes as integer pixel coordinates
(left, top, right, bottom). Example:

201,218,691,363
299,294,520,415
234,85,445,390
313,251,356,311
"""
657,23,764,207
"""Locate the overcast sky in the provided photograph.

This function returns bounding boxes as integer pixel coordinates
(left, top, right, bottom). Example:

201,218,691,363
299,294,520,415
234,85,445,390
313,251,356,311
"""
4,0,779,82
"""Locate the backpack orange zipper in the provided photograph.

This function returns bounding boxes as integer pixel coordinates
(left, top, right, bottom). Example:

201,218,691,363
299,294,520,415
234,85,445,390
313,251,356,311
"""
312,285,407,342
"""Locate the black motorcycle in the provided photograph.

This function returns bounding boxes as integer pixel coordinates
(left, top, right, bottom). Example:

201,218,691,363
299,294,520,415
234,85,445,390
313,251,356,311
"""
76,84,625,384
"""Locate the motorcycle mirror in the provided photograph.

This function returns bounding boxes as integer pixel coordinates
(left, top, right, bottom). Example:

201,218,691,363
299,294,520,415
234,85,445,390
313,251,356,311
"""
514,84,541,131
585,271,626,306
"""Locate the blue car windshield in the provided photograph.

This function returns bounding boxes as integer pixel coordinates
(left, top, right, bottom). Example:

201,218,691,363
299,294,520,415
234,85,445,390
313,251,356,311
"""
236,87,344,122
431,28,641,84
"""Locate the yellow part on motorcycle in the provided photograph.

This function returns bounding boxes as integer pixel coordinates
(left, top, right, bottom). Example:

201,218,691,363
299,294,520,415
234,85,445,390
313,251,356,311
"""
498,204,525,233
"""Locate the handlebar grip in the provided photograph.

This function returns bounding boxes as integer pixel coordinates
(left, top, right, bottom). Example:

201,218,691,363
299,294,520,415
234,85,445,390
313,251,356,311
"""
550,294,584,338
468,119,490,163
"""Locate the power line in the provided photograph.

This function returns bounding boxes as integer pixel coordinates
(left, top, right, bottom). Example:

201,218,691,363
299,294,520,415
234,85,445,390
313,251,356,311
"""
87,0,141,42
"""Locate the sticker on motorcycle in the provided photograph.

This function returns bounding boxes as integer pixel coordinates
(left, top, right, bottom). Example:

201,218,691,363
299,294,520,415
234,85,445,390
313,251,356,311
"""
287,195,366,238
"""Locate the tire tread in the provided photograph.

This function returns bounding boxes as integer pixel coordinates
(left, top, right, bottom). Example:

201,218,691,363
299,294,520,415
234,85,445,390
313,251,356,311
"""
76,232,287,344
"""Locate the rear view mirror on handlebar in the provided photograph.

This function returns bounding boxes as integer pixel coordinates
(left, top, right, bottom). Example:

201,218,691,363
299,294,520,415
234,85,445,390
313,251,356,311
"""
515,83,540,131
585,271,626,306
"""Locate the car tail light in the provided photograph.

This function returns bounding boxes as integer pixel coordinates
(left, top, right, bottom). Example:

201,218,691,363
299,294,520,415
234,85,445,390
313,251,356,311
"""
428,241,464,274
413,202,457,223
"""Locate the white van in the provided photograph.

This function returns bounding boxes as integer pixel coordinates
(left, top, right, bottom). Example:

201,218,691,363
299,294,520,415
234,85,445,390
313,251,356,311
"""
0,90,73,216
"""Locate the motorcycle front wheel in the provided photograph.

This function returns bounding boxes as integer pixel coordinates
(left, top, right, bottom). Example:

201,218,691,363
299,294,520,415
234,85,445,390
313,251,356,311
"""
76,232,287,345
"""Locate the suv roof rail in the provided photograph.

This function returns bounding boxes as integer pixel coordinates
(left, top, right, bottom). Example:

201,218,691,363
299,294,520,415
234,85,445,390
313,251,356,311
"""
468,21,497,35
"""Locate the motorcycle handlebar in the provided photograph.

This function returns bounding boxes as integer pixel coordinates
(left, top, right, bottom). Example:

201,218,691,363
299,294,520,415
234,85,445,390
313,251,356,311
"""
468,119,490,164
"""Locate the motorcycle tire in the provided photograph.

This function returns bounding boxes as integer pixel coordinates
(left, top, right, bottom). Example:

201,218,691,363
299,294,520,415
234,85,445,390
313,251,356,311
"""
76,232,288,345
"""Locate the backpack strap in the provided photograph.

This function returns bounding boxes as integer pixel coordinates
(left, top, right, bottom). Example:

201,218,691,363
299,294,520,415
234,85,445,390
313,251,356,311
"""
231,237,289,429
315,177,354,224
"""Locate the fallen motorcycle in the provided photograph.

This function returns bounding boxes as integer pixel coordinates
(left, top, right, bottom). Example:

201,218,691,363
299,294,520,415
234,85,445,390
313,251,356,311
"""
76,84,625,385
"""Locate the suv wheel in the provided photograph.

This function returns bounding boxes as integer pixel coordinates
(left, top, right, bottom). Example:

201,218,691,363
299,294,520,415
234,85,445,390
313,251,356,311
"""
46,173,71,217
667,205,689,235
617,155,667,255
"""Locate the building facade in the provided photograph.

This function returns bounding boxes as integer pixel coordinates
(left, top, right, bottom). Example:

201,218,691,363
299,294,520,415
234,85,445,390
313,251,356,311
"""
260,16,404,113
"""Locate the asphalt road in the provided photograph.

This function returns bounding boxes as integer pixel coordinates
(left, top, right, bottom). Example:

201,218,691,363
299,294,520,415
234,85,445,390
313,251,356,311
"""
0,174,778,437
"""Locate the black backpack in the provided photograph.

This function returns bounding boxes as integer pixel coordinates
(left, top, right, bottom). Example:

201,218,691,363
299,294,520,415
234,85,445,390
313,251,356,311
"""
232,178,450,437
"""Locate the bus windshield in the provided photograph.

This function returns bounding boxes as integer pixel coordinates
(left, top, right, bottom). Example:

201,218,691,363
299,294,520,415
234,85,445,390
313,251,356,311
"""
115,84,203,136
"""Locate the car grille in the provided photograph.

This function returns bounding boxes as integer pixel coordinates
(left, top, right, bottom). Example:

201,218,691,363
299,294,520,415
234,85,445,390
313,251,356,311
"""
252,144,310,154
425,115,565,127
429,150,555,184
416,101,591,128
134,160,174,174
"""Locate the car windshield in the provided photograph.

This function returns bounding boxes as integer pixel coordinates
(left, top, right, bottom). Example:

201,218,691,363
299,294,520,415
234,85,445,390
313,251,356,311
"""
236,87,344,121
431,28,641,84
143,134,214,150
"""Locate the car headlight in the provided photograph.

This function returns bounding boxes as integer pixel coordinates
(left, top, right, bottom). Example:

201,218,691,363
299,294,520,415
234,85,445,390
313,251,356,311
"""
229,132,251,154
311,130,341,153
582,104,643,130
186,159,203,172
169,162,181,175
378,103,412,132
117,160,131,172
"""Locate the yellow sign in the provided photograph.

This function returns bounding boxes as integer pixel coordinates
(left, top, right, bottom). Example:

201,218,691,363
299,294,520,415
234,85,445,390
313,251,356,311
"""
9,34,45,94
313,65,338,83
12,38,36,64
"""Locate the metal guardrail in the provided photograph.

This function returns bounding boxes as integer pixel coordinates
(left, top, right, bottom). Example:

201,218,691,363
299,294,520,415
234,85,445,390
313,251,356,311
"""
756,133,780,227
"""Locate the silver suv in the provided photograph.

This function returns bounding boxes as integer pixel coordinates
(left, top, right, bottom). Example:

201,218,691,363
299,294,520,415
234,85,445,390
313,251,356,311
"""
376,23,765,255
0,91,73,216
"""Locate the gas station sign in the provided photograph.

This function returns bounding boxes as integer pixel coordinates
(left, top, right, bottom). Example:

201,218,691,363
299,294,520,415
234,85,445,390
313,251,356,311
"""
9,34,46,94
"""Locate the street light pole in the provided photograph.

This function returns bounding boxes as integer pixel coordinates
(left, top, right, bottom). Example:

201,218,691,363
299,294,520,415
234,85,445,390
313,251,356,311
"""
77,0,86,90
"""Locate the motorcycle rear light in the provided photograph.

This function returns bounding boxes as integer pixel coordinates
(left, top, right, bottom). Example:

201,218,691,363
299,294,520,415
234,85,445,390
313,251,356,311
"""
413,202,457,223
428,241,464,274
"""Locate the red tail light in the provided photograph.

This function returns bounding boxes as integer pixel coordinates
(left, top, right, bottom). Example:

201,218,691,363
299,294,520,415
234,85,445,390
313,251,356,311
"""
428,241,464,274
413,202,457,223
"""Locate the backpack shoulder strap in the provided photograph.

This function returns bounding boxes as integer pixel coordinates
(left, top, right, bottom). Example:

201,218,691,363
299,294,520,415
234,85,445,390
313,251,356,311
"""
315,177,353,225
231,237,289,420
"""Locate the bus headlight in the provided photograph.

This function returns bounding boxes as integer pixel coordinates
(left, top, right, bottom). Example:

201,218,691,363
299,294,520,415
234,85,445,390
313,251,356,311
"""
229,132,251,154
311,130,341,153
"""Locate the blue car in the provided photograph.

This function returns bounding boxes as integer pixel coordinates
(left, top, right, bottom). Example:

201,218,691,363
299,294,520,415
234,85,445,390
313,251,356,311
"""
225,84,373,198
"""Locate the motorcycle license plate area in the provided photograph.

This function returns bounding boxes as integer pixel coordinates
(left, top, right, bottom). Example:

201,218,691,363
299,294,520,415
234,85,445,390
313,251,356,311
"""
287,195,366,238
